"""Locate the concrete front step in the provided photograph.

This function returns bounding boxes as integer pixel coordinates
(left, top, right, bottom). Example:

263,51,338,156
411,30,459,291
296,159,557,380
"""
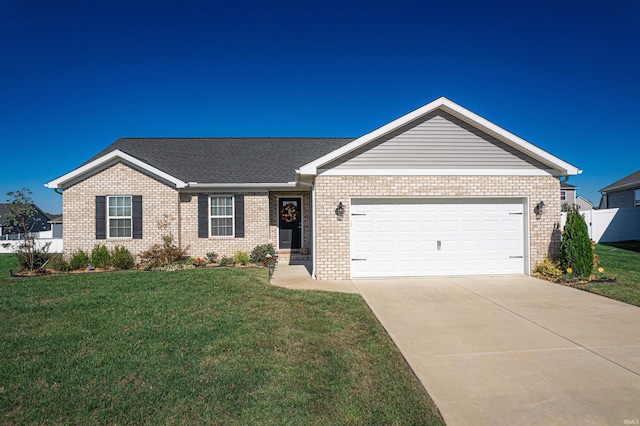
276,253,311,262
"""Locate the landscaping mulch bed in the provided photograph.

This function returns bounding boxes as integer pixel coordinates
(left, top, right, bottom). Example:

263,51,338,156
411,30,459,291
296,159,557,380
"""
9,262,269,278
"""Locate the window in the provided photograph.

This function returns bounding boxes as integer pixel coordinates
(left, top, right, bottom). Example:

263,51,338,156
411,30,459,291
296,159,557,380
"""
108,196,132,238
635,189,640,207
210,195,234,236
560,190,566,201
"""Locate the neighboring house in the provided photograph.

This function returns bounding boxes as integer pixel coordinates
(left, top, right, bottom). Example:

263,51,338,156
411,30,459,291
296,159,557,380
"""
0,203,52,239
576,196,593,211
47,215,63,239
599,169,640,209
560,182,577,205
561,182,592,211
45,97,580,280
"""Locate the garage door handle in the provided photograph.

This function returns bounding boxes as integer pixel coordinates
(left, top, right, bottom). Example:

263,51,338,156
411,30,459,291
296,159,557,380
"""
509,212,523,215
351,213,366,216
437,240,441,250
351,258,367,261
509,256,523,258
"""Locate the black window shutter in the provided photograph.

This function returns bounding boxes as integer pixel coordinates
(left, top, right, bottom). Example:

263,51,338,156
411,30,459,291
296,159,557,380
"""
234,194,244,238
95,196,106,239
198,194,208,238
132,195,142,239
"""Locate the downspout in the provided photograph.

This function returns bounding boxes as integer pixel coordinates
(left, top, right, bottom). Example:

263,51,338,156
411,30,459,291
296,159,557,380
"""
297,180,316,280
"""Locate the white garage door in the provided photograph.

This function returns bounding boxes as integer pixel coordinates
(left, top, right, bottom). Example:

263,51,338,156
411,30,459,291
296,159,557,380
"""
350,198,526,278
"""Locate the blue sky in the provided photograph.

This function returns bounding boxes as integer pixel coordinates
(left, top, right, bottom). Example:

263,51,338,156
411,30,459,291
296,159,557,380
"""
1,0,638,213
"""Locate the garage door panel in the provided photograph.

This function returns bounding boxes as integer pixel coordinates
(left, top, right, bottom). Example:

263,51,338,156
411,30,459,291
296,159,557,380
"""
351,198,525,278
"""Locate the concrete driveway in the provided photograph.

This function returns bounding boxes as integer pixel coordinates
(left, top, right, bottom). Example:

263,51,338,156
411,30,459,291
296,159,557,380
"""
353,276,640,425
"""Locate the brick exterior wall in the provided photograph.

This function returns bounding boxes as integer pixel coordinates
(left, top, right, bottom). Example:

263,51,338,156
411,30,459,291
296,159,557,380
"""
63,163,561,279
180,191,270,258
314,175,561,280
63,163,276,261
62,163,180,258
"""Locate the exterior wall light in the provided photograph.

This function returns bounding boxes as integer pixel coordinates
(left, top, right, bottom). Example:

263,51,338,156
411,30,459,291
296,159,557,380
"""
534,201,546,216
335,202,345,219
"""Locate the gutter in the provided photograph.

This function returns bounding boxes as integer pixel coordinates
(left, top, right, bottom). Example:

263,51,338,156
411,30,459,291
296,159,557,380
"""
181,182,301,193
184,182,298,189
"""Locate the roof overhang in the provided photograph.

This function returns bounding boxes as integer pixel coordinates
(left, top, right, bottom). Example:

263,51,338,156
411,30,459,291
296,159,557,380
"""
180,182,299,192
45,149,188,190
298,97,581,177
45,150,303,191
599,182,640,194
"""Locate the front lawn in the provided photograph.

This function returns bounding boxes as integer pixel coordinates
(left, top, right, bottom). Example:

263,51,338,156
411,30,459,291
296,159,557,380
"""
0,254,443,424
577,243,640,307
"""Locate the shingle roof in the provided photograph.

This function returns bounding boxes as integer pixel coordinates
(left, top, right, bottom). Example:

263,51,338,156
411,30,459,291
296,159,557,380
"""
560,182,576,189
599,169,640,193
0,204,9,225
0,203,51,232
86,138,354,184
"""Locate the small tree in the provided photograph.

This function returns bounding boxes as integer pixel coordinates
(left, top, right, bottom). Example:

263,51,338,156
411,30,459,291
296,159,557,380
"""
4,188,50,271
560,205,592,277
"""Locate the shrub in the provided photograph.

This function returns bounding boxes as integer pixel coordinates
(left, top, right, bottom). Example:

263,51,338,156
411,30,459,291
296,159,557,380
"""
560,205,593,278
14,241,51,272
534,257,563,278
250,243,276,264
206,252,219,263
234,251,250,265
91,244,111,269
111,246,135,270
69,250,90,270
48,253,70,272
139,234,187,270
218,254,233,266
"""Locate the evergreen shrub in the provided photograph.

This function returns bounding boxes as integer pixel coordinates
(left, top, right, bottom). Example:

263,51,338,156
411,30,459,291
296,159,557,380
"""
111,246,135,270
560,206,593,278
69,250,90,270
250,243,275,264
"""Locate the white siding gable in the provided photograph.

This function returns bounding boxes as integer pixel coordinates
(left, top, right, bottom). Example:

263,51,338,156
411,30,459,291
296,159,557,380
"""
322,111,548,172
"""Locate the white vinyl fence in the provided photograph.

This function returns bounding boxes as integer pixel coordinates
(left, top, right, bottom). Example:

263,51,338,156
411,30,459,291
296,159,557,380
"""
561,208,640,243
0,234,63,254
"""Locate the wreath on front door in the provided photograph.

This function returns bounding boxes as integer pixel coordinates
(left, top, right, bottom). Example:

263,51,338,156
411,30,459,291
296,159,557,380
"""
280,203,299,223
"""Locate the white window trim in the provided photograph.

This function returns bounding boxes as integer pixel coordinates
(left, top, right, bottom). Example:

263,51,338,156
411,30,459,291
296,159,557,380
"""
107,195,132,239
210,195,235,237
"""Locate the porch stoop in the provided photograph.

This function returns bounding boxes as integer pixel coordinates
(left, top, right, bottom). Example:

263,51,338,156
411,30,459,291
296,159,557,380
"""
276,252,311,262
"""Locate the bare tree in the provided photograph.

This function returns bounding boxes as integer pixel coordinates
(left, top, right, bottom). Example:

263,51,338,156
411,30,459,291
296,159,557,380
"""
4,188,50,272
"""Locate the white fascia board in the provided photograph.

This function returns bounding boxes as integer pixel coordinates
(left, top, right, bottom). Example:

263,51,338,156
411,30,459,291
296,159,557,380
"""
183,182,298,191
45,149,187,189
299,96,581,176
318,168,556,176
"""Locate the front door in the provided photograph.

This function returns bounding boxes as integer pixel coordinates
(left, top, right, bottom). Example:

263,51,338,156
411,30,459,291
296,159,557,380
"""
279,198,302,250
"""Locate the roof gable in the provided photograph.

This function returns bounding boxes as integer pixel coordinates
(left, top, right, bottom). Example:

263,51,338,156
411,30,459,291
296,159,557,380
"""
46,150,189,190
298,97,581,177
321,110,549,171
600,169,640,193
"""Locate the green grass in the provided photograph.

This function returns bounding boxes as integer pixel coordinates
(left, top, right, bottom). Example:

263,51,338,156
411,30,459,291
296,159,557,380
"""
577,242,640,307
0,254,443,425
